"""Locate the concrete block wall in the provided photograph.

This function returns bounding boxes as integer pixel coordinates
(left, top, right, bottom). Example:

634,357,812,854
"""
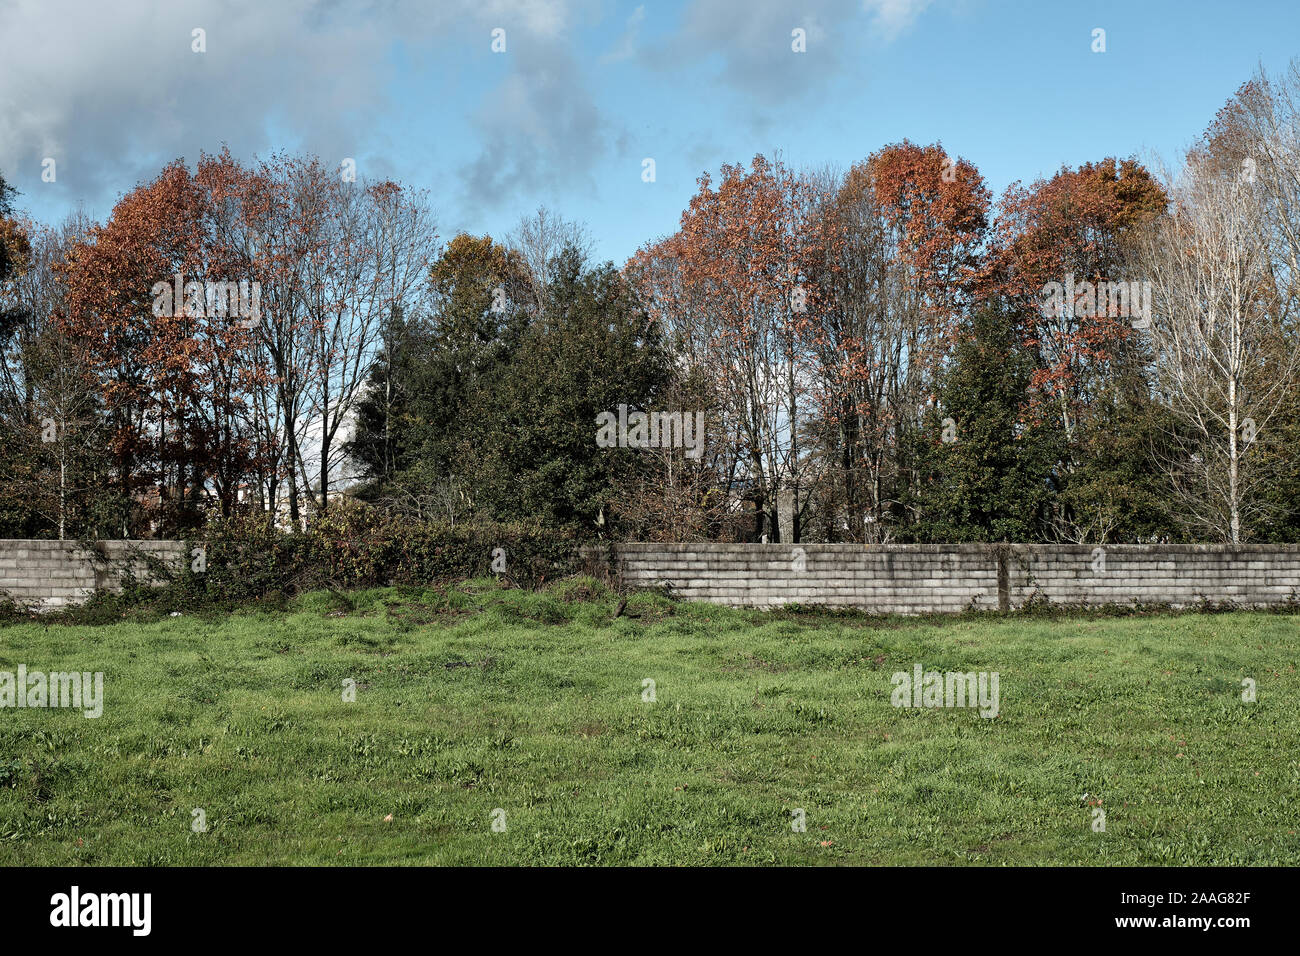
1006,544,1300,610
596,543,1300,613
7,539,1300,615
0,540,188,611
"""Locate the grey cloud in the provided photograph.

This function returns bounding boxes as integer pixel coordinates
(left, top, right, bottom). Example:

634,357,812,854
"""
635,0,934,103
459,37,619,209
636,0,853,103
0,0,593,215
0,0,929,226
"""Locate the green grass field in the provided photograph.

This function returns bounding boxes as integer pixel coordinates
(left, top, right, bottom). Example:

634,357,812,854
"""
1,579,1297,865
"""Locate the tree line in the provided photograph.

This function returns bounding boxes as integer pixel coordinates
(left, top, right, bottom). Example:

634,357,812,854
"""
3,64,1300,545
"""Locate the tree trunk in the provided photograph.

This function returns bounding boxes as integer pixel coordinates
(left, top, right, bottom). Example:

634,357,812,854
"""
1228,380,1241,544
319,437,330,513
58,455,66,541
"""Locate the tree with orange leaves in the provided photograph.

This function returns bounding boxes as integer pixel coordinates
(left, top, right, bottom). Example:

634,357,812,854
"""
802,142,991,539
58,155,267,533
629,154,817,540
988,158,1166,441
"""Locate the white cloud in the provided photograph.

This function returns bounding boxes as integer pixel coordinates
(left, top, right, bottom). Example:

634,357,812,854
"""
863,0,934,40
601,5,646,64
481,0,571,38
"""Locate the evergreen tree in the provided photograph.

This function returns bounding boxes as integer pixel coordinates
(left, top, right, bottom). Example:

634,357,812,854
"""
907,305,1065,542
464,247,671,529
1055,368,1181,543
346,234,529,494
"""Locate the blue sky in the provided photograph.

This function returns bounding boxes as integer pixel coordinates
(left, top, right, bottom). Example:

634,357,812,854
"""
2,0,1298,266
